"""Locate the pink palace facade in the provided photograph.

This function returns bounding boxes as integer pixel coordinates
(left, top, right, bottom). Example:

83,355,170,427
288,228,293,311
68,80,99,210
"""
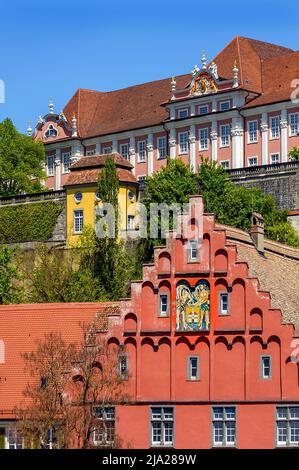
30,36,299,190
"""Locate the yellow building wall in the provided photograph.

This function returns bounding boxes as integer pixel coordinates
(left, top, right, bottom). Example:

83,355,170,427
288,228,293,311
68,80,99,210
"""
66,184,138,246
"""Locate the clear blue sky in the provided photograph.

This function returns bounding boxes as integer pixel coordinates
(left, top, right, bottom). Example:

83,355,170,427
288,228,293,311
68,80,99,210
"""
0,0,298,133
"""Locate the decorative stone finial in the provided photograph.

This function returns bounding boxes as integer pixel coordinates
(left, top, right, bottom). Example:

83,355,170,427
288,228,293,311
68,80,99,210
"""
170,77,177,100
201,49,207,69
72,112,78,137
27,123,32,136
232,61,239,88
59,109,66,121
38,115,43,124
192,65,199,76
209,61,218,79
49,97,54,114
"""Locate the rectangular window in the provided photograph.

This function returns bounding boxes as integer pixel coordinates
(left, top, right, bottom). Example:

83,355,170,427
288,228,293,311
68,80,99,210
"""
261,355,272,379
188,240,198,261
220,124,230,147
6,428,23,449
47,155,54,176
127,215,135,230
220,101,230,112
220,160,230,170
62,152,71,173
248,120,258,143
92,407,116,446
86,148,96,156
138,141,147,162
151,407,174,447
119,355,129,379
199,105,209,115
199,128,209,151
248,156,258,167
178,132,188,154
270,153,280,164
270,116,280,139
188,356,199,381
212,406,236,447
219,292,229,315
103,146,112,154
157,137,167,159
178,108,189,119
73,209,84,234
276,406,299,446
120,143,129,160
159,294,169,317
289,113,299,136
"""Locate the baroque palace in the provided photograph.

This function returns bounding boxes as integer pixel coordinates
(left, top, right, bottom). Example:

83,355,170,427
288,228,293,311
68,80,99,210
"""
30,36,299,188
0,196,298,448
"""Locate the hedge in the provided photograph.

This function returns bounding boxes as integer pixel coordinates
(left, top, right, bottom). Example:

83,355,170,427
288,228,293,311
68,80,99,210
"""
0,201,64,243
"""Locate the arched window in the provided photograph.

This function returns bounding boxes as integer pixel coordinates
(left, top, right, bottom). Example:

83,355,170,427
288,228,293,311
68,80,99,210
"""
45,124,58,138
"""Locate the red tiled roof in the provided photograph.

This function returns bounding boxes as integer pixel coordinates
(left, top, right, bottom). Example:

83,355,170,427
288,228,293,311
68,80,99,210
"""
0,302,118,416
64,153,137,186
60,36,296,139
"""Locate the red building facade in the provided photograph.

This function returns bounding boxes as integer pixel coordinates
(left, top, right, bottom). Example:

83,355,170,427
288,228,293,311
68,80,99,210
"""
0,196,298,449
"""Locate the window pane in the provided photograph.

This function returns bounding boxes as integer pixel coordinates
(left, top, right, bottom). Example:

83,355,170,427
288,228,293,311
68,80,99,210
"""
164,422,173,444
290,407,299,419
163,408,173,420
152,422,162,444
213,422,223,443
290,422,299,443
213,407,223,420
277,422,288,443
277,407,288,419
151,408,162,420
225,407,236,420
226,422,236,443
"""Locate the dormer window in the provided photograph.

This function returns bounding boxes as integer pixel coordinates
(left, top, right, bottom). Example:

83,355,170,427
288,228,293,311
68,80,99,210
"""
45,124,58,138
178,108,189,119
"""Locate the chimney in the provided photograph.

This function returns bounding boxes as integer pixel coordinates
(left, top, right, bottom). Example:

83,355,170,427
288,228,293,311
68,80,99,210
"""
250,212,264,254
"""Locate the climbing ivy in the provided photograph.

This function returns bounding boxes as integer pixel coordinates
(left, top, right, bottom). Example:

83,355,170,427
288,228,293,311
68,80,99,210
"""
0,201,63,243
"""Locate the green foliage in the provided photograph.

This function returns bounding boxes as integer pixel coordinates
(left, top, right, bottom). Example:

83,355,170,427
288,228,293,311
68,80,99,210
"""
0,201,63,243
0,118,46,196
197,159,299,247
0,245,21,303
288,147,299,161
95,157,133,300
24,245,107,303
141,158,197,260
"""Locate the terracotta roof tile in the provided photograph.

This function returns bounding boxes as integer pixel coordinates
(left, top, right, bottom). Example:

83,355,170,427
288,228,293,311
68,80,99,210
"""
71,153,133,170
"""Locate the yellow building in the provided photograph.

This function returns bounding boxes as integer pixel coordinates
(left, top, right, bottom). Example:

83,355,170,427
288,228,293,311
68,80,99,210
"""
64,153,139,246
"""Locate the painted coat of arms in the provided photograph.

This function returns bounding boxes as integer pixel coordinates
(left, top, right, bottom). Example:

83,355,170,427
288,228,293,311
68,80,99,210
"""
176,280,210,331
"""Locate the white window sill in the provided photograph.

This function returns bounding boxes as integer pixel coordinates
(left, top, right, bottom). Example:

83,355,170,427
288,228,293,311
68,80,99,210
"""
247,140,258,144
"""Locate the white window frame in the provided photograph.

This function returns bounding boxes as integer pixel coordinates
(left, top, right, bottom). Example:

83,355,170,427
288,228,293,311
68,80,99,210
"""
220,124,230,147
219,292,229,315
127,215,135,230
178,108,189,119
119,354,129,379
247,120,258,143
248,156,258,167
270,116,280,140
62,151,71,174
199,104,209,115
92,407,116,446
86,148,96,156
188,356,200,381
47,155,54,176
188,240,199,262
219,100,230,112
220,160,230,170
289,113,299,137
137,140,147,162
178,131,188,154
212,406,236,447
158,293,169,317
270,153,280,164
44,124,58,139
120,143,129,160
276,406,299,447
199,128,209,151
261,355,272,379
157,136,167,159
73,209,84,234
151,407,174,447
102,146,112,154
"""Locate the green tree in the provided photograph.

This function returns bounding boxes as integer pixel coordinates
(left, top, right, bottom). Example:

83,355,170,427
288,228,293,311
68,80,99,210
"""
197,159,299,247
94,156,134,299
288,147,299,161
0,118,46,196
0,244,21,303
140,158,197,262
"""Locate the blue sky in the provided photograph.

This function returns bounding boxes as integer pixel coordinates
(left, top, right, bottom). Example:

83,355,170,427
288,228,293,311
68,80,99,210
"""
0,0,298,132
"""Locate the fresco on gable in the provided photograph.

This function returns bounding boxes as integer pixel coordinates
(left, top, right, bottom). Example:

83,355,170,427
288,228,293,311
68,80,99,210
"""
176,280,210,331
